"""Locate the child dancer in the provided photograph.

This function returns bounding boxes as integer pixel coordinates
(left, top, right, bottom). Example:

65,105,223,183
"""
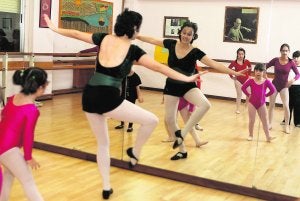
115,70,143,132
0,67,48,201
241,63,276,142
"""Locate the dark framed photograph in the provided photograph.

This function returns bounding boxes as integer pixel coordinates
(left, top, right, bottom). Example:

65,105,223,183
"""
39,0,52,28
223,6,259,44
163,16,189,38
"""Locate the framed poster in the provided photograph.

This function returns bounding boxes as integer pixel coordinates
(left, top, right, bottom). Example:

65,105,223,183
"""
163,16,189,38
59,0,113,33
223,7,259,44
39,0,52,28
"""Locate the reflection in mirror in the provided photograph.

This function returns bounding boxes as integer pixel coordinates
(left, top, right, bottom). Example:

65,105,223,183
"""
253,106,300,197
122,89,257,188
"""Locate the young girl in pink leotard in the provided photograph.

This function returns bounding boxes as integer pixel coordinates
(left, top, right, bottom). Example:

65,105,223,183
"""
0,67,48,201
241,63,276,142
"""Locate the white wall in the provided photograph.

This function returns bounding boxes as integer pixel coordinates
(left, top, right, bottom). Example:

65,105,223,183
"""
8,0,298,102
126,0,300,103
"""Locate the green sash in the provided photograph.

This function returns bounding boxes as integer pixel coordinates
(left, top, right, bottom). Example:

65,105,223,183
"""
88,72,122,88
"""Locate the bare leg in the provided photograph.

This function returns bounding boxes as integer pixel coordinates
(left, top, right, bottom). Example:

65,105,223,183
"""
279,88,290,134
268,90,278,129
247,103,256,141
257,104,275,142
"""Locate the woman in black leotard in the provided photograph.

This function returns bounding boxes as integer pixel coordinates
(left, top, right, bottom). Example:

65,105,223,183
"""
137,21,245,161
44,9,200,200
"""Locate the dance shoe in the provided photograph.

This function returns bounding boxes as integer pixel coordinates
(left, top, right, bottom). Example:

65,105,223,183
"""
172,130,184,149
170,152,188,160
102,189,113,199
126,147,138,168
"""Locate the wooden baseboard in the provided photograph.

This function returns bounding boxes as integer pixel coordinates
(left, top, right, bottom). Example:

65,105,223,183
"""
33,141,298,201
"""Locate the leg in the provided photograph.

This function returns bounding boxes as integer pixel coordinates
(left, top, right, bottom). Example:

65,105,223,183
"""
279,88,290,133
179,108,207,147
268,90,278,129
0,147,44,201
85,113,111,191
0,165,14,201
234,80,243,113
182,88,211,139
104,100,158,163
247,103,256,141
257,104,275,142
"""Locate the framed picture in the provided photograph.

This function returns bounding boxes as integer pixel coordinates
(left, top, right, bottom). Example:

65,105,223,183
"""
59,0,113,34
2,18,12,29
223,6,259,44
163,16,189,38
39,0,52,28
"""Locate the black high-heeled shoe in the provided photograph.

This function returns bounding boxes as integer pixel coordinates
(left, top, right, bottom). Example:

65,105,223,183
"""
126,147,139,168
172,130,184,149
102,188,113,199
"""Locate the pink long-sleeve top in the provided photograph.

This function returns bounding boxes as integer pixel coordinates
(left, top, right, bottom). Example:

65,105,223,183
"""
0,96,39,161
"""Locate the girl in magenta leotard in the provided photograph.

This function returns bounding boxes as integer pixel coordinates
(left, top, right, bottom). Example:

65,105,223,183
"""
0,67,48,201
242,63,276,142
266,44,300,134
228,48,252,114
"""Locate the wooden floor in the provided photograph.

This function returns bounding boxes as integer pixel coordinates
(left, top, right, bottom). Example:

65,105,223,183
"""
30,90,300,198
10,149,262,201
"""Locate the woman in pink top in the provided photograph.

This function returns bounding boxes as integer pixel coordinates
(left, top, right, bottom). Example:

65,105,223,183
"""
266,44,300,134
242,63,276,142
0,67,48,201
228,48,252,114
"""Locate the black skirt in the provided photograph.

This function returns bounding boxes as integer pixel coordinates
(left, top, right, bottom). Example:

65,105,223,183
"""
82,85,124,114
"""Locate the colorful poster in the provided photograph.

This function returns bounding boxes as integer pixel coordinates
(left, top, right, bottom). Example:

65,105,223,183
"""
59,0,113,33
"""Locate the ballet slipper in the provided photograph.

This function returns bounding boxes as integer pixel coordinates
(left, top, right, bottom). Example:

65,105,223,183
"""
196,141,208,147
126,147,138,168
285,126,290,134
172,130,183,149
170,152,187,160
247,136,253,141
235,110,241,114
267,136,276,142
102,189,113,199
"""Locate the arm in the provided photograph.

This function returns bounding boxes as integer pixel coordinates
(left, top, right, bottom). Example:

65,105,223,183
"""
266,80,275,97
136,35,164,47
228,62,236,79
136,86,144,103
137,54,199,83
43,14,93,44
23,110,39,161
241,79,251,96
200,56,245,76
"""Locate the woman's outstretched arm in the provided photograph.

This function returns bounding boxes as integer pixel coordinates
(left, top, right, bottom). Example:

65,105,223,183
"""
43,14,93,44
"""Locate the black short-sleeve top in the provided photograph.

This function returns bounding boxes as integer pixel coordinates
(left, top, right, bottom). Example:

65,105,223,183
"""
92,33,146,79
163,39,206,75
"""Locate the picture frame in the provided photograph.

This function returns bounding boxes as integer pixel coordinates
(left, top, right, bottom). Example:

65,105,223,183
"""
223,6,259,44
2,18,12,29
39,0,52,28
163,16,189,38
59,0,113,34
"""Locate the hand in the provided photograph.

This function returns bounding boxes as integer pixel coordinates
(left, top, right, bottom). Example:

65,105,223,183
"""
286,80,294,88
187,73,201,82
27,158,41,170
43,14,57,31
235,68,248,77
